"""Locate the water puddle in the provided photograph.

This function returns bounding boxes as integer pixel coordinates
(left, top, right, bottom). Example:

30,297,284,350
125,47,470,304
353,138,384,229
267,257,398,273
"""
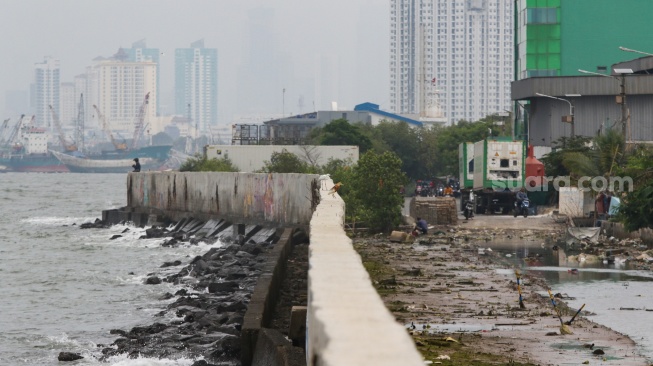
550,343,623,361
484,239,653,361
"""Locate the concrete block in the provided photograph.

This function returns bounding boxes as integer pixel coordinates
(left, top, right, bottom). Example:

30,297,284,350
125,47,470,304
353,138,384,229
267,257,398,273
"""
289,306,307,348
131,212,150,228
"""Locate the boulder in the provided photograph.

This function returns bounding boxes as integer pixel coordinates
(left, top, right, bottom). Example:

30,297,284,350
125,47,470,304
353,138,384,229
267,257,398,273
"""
58,352,83,361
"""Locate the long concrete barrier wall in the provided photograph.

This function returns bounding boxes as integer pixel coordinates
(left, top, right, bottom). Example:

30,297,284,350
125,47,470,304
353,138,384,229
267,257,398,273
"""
125,172,425,365
127,172,319,228
307,184,424,366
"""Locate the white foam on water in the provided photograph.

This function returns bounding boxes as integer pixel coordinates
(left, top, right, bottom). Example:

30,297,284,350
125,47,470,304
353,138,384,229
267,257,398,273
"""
105,354,202,366
22,216,97,226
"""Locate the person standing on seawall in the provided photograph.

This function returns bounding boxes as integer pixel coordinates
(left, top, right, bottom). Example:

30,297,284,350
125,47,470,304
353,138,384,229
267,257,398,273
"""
132,158,141,172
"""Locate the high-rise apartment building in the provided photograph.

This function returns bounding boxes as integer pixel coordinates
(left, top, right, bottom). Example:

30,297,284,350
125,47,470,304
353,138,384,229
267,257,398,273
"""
59,82,76,127
175,40,218,135
33,56,60,127
89,48,157,133
390,0,513,125
125,39,161,116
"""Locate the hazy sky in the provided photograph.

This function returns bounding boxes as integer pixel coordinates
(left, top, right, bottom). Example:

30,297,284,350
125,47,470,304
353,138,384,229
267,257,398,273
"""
0,0,390,126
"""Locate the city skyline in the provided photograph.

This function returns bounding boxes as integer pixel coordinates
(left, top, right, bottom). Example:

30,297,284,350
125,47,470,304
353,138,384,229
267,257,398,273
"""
0,0,389,126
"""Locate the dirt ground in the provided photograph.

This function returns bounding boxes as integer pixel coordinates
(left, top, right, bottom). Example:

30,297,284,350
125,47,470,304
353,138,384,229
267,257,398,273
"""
354,212,651,366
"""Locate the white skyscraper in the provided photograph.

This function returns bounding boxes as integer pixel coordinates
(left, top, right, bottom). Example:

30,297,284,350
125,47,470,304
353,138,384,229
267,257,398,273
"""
89,48,157,133
33,56,60,127
390,0,513,125
175,40,218,135
59,82,76,127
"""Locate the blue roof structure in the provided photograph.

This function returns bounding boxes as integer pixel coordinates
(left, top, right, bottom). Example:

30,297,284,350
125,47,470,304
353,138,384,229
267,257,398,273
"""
354,102,423,127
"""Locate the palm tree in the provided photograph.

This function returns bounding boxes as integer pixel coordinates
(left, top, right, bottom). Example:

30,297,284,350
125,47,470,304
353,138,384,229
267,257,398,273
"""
561,129,625,184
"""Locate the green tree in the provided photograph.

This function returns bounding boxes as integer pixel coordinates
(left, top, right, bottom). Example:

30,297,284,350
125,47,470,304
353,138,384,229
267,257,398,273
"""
555,130,625,187
540,136,592,178
617,184,653,231
613,144,653,231
309,118,373,152
179,155,239,172
373,121,422,179
349,151,407,233
260,149,311,173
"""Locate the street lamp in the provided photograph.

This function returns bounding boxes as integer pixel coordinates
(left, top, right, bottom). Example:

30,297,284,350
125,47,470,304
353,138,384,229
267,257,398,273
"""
578,68,633,138
619,46,653,57
535,93,578,137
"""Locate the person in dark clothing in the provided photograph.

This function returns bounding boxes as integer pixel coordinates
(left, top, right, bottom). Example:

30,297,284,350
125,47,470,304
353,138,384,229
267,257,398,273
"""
132,158,141,172
413,217,428,236
516,188,528,205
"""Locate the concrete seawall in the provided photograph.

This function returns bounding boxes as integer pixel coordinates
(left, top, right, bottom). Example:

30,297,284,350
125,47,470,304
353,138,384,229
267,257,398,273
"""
126,172,319,228
307,185,424,366
123,172,425,365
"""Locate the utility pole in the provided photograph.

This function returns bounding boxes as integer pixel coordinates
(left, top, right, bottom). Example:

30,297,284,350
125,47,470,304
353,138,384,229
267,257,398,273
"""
618,74,628,139
282,88,286,117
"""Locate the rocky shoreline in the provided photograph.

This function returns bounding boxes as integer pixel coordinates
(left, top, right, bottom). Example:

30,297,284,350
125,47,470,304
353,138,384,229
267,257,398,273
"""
71,217,286,365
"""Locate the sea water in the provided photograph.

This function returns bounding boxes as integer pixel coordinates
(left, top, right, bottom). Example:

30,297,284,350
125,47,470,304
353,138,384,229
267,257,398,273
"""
0,173,222,365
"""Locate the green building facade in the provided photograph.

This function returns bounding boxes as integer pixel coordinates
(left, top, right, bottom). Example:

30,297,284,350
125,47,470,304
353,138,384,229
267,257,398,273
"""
514,0,653,138
516,0,653,79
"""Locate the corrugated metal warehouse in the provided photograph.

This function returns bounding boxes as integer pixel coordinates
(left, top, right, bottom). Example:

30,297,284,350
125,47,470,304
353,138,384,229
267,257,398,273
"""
511,57,653,147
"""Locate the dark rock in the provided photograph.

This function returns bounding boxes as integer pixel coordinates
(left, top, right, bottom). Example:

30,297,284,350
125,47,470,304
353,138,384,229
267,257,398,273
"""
80,218,108,229
145,227,167,238
159,292,175,300
130,322,168,335
593,349,605,355
204,334,241,359
144,276,161,285
110,234,122,240
208,281,239,293
161,238,179,247
58,352,83,361
241,243,262,255
161,260,182,268
174,289,188,296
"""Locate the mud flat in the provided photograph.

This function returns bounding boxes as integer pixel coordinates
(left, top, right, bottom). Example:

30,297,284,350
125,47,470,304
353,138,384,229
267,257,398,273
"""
355,217,650,366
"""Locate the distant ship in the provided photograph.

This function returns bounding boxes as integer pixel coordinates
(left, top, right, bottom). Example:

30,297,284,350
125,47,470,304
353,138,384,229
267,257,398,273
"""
0,126,70,173
51,145,173,173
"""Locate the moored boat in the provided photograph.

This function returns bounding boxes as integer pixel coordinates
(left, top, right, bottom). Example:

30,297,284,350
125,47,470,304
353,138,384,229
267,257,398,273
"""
0,152,69,173
51,145,172,173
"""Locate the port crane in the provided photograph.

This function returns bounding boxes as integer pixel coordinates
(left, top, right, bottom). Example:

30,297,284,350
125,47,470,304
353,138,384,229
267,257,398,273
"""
0,118,10,143
2,114,25,150
131,92,150,149
75,94,85,153
49,105,77,152
93,104,127,151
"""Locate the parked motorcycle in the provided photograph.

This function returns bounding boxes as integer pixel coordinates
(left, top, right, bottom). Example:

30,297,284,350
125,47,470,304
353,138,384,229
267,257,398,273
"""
464,199,475,220
514,198,530,218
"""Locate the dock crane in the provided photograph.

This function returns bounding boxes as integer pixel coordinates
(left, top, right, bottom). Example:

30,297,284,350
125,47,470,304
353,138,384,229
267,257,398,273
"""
75,94,85,153
131,92,150,150
93,105,127,151
3,114,25,150
49,105,77,152
0,118,10,143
